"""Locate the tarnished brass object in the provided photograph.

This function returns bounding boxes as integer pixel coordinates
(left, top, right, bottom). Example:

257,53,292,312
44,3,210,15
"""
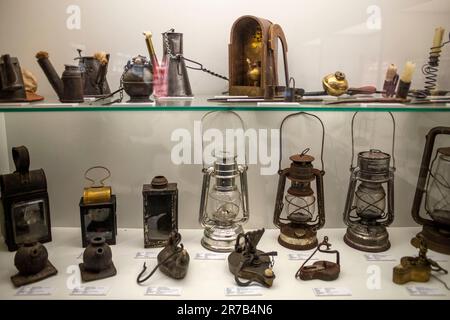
82,166,112,204
296,236,340,281
227,228,277,288
322,71,349,96
246,58,261,86
393,236,448,285
83,186,111,204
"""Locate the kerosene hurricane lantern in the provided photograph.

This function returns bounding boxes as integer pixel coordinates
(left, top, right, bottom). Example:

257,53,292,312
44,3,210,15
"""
0,146,52,251
199,111,249,252
274,112,326,250
411,127,450,254
79,166,117,248
343,112,396,252
142,175,178,248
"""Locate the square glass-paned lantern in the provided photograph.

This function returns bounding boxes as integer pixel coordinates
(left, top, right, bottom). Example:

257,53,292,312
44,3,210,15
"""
79,166,117,248
0,146,51,251
412,127,450,254
142,176,178,248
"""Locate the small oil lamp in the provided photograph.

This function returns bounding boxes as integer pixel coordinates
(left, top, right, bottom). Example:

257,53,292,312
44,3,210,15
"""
411,127,450,254
273,112,326,250
79,166,117,248
198,111,249,252
343,112,396,252
142,175,178,248
0,146,52,251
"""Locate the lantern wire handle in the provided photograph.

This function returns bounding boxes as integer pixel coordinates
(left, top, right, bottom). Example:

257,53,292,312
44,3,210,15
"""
200,111,248,169
278,112,325,172
84,166,111,187
350,112,396,170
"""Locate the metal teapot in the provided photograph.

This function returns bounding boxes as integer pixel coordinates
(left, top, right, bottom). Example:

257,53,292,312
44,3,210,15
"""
122,55,153,102
35,51,84,103
74,49,111,97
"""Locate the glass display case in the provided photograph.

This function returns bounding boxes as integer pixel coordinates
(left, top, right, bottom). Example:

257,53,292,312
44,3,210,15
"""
0,0,450,301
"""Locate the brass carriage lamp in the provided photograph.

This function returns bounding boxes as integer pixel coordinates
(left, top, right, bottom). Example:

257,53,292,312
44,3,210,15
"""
0,146,52,252
274,112,326,250
343,112,396,252
79,166,117,248
199,111,249,252
411,127,450,254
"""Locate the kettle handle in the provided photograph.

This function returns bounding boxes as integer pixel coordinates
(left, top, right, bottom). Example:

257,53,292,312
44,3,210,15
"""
269,24,289,88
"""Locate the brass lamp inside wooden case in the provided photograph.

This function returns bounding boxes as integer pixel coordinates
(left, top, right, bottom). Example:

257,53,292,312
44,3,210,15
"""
274,112,326,250
228,15,289,97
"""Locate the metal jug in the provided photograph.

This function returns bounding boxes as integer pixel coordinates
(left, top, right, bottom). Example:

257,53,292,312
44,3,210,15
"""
162,30,193,97
0,54,27,102
75,49,111,97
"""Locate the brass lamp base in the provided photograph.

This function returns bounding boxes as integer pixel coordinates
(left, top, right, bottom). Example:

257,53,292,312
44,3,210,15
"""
278,225,318,250
201,225,244,252
412,226,450,255
344,224,390,252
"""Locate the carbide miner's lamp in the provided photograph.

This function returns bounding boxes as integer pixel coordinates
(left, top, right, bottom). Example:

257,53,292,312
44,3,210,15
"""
198,111,249,252
343,112,396,252
411,127,450,254
273,112,326,250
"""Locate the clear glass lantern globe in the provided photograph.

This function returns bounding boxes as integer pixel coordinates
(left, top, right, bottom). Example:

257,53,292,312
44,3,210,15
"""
427,149,450,226
207,187,242,224
285,194,316,223
355,181,386,220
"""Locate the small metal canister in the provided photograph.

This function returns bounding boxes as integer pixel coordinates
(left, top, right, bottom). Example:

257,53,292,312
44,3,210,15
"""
61,65,84,103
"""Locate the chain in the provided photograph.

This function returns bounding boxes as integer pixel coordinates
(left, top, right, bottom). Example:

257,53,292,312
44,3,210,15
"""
163,28,229,81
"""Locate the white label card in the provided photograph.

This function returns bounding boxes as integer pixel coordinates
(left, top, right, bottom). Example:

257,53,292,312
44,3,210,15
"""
313,287,352,297
145,286,182,296
71,286,109,296
407,286,446,296
257,102,300,106
288,252,318,261
195,252,227,260
15,286,53,296
364,253,396,261
225,286,263,296
135,251,158,259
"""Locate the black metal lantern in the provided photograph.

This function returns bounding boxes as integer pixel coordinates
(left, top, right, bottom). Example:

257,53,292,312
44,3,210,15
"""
343,112,395,252
274,112,326,250
142,176,178,248
0,146,52,252
411,127,450,254
79,166,117,248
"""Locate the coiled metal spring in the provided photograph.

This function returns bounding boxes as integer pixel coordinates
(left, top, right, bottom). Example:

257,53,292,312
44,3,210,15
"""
422,32,450,94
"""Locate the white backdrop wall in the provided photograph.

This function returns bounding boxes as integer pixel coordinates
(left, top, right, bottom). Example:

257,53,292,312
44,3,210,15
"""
1,0,450,229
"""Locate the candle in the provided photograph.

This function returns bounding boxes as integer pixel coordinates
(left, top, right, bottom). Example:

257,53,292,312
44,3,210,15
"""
400,61,416,83
385,64,397,81
431,27,445,55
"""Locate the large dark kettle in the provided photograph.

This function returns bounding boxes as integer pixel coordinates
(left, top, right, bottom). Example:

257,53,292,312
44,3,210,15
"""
162,30,193,97
74,49,111,97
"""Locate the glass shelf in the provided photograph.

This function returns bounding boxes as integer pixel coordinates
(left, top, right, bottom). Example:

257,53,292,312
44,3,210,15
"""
1,95,450,112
